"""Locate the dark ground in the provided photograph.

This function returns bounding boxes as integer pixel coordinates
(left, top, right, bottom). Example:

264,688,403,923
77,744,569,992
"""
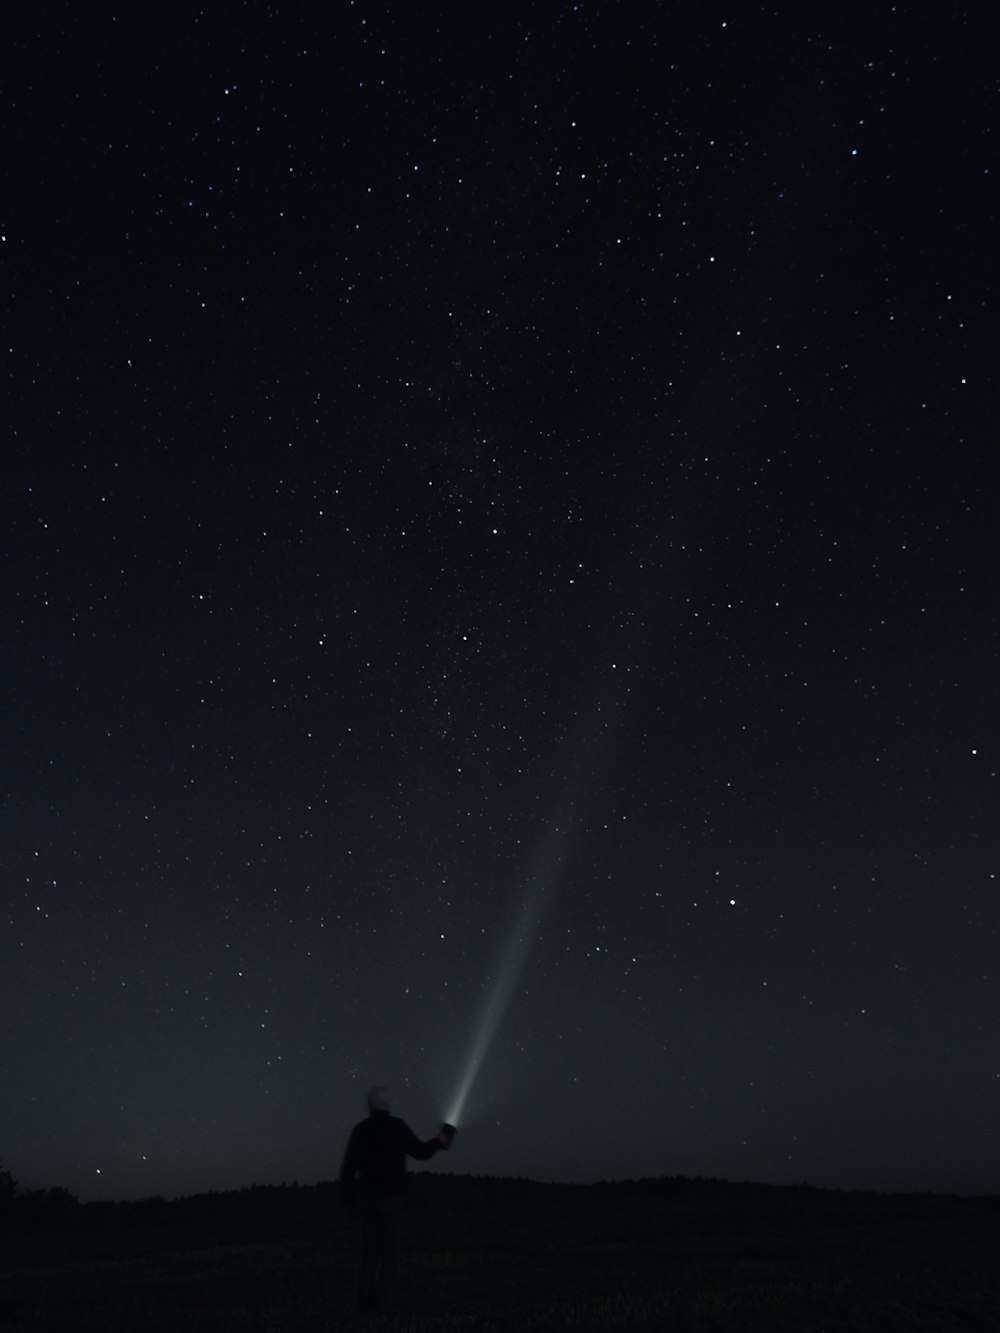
1,1178,998,1330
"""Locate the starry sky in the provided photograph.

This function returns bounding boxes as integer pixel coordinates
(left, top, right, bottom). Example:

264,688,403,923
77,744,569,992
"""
2,3,996,1203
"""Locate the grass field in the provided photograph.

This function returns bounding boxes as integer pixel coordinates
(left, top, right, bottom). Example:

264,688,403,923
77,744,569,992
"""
1,1188,997,1330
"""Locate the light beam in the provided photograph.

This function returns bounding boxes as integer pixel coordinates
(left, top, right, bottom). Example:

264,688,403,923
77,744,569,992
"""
444,779,583,1128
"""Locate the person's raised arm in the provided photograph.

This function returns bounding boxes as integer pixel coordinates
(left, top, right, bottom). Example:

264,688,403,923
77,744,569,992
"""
403,1121,455,1160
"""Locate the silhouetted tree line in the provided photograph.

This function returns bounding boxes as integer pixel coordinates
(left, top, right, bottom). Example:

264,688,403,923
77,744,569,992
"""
0,1161,79,1224
0,1163,349,1264
0,1161,343,1235
2,1155,991,1261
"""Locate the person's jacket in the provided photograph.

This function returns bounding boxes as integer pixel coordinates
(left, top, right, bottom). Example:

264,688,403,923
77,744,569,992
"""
339,1111,442,1206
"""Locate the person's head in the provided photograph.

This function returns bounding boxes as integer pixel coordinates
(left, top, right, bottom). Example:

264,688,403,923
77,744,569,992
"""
367,1086,390,1115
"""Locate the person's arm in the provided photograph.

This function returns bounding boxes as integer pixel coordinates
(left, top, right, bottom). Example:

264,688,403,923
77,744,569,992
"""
402,1122,444,1161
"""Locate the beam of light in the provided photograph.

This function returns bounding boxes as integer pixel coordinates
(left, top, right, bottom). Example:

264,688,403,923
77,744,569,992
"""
444,780,583,1129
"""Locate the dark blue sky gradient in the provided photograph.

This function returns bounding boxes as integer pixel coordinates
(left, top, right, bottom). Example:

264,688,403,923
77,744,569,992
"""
2,2,996,1201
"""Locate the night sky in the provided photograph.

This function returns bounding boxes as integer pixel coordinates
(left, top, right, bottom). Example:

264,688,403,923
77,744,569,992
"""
3,3,996,1204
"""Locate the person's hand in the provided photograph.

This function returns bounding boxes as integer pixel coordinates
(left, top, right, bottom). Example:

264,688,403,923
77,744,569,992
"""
437,1123,457,1148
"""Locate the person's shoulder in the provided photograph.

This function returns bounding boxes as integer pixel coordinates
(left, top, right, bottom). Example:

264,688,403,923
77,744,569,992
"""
361,1112,399,1135
385,1115,417,1139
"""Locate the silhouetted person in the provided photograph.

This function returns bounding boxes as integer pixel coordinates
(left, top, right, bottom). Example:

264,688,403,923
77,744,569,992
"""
339,1086,455,1312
